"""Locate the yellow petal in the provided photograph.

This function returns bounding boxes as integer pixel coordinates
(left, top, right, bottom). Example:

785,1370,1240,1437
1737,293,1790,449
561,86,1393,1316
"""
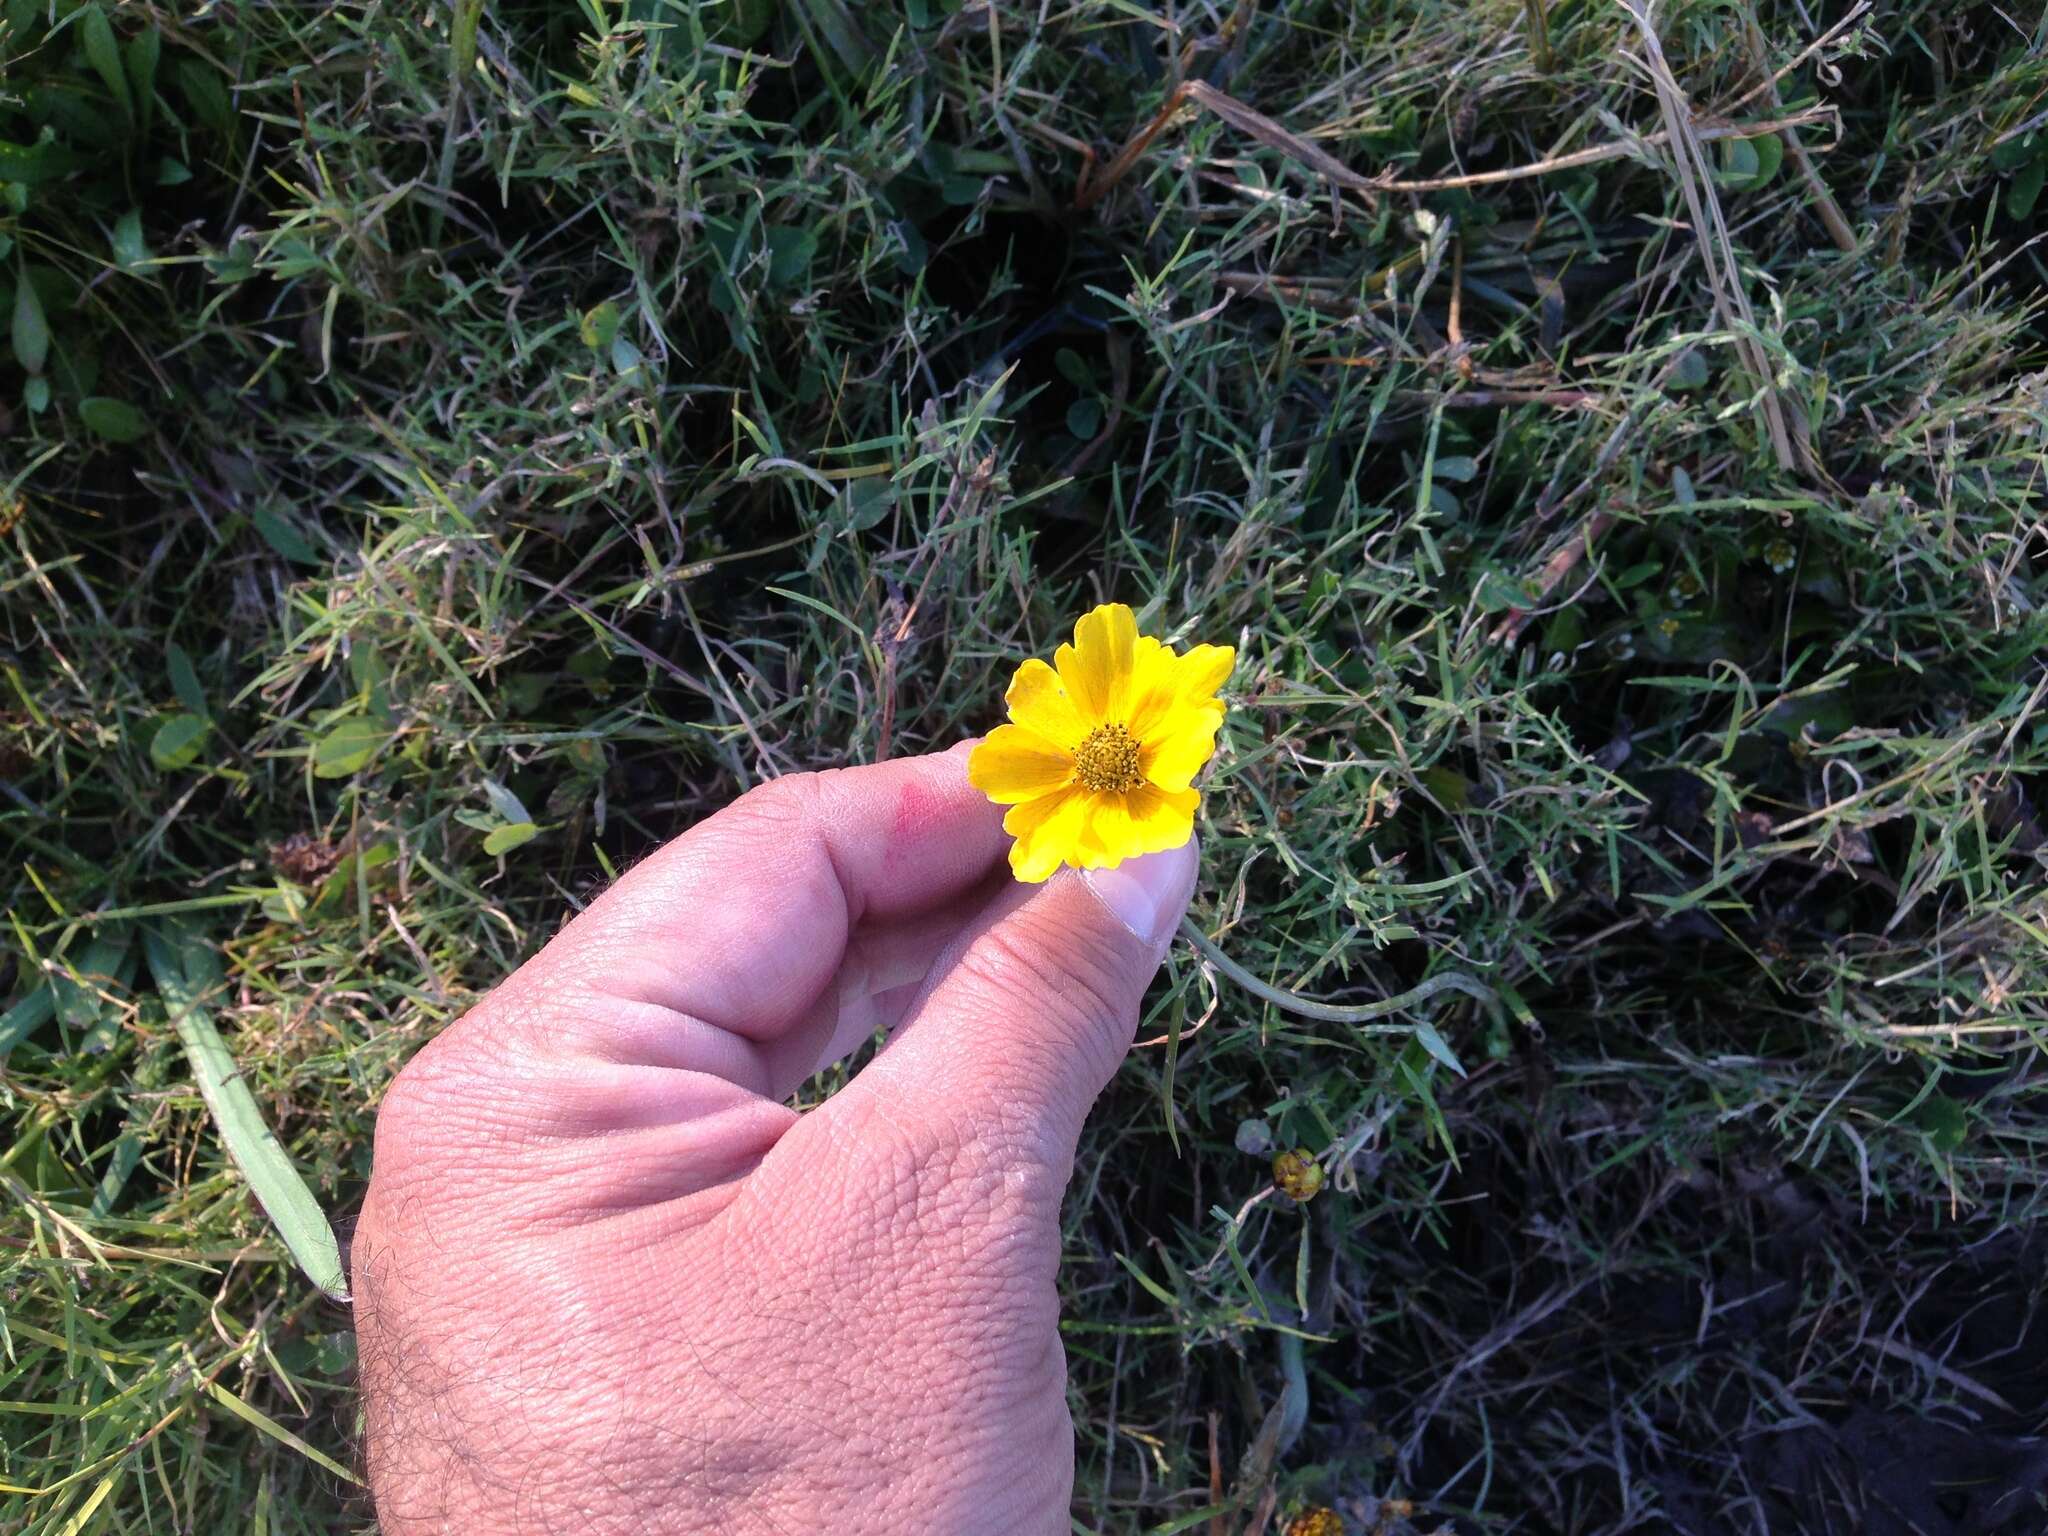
1005,658,1087,748
1120,636,1180,739
1004,787,1090,882
1055,602,1138,723
1123,782,1199,853
1174,642,1235,701
1074,791,1127,869
1069,784,1198,869
1140,700,1225,793
1129,641,1235,739
968,724,1075,805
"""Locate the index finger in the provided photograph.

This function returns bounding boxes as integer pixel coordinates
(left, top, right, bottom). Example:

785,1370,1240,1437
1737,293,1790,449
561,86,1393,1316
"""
500,742,1008,1055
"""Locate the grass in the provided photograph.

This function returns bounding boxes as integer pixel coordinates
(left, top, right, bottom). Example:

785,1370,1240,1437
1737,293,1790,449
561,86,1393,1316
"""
3,0,2046,1531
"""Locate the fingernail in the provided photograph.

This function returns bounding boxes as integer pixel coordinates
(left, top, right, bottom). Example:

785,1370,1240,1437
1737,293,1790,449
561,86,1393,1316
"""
1081,839,1198,944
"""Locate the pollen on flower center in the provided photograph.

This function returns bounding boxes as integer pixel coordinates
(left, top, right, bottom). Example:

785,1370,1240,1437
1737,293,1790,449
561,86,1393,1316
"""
1073,722,1143,794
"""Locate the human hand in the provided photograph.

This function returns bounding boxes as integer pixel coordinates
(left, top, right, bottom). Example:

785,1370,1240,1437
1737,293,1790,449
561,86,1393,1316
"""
351,743,1198,1534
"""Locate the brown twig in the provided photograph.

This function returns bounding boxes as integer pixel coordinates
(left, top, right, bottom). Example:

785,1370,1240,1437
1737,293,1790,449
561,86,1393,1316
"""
1077,78,1381,212
1374,106,1832,193
1743,20,1857,252
1714,0,1873,119
1490,506,1619,645
1207,1411,1226,1536
1074,84,1194,211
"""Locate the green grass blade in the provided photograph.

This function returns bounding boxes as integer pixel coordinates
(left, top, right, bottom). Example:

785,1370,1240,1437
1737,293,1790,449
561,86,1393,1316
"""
205,1382,361,1485
0,983,55,1059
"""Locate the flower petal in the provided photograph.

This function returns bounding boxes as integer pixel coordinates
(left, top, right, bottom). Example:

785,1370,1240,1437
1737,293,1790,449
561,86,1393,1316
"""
968,724,1075,805
1065,784,1198,869
1141,700,1225,793
1056,602,1138,723
1075,790,1129,869
1004,787,1090,882
1120,636,1180,738
1122,782,1199,854
1005,658,1088,748
1129,641,1235,739
1172,642,1236,702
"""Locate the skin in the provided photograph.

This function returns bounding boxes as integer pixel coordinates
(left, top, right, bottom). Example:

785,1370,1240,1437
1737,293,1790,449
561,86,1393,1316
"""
352,742,1198,1534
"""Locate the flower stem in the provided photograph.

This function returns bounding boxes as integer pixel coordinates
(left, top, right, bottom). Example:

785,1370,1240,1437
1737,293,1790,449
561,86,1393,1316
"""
1179,919,1495,1026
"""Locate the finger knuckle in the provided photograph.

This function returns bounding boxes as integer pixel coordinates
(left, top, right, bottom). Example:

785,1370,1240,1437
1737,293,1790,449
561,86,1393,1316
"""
955,919,1131,1074
730,768,831,830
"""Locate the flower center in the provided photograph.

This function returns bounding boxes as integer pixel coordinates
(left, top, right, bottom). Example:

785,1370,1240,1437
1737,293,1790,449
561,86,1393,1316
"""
1073,722,1142,794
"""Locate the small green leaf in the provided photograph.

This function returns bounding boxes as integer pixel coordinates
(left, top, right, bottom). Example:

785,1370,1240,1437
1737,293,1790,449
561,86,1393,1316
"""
1715,135,1760,186
79,396,150,443
1432,454,1480,483
1476,570,1534,613
80,4,134,116
125,24,161,116
146,928,349,1299
251,505,319,563
1611,559,1663,590
150,713,212,771
1989,132,2038,173
1420,765,1471,810
579,300,621,349
0,137,86,185
11,271,48,375
727,0,776,42
2008,158,2044,222
312,717,390,778
482,821,540,855
1667,351,1710,391
1748,132,1785,189
24,375,50,414
1913,1093,1968,1152
112,209,150,268
839,477,894,532
52,930,133,1037
1065,397,1103,439
166,641,208,718
480,778,532,825
765,224,819,288
1413,1019,1468,1078
177,57,235,137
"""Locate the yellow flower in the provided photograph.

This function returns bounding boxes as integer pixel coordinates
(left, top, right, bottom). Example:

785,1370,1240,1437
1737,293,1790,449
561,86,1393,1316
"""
1273,1147,1325,1202
968,602,1233,882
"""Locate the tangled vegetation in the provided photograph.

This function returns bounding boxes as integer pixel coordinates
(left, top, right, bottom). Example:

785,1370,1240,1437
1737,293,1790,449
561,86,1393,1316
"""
3,1,2044,1531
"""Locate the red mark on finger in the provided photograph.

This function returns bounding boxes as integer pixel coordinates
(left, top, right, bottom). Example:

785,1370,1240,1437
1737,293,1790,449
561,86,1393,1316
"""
891,779,943,846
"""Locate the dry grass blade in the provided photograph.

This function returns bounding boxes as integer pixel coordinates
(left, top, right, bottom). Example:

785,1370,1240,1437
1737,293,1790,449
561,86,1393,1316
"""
1377,106,1833,193
1623,0,1805,474
1079,78,1380,211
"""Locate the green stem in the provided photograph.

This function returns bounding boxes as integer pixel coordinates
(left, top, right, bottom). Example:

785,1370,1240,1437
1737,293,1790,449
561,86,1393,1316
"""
1179,918,1495,1025
1525,0,1553,73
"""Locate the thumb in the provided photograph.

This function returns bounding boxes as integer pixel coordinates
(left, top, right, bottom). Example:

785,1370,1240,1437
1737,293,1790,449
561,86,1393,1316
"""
839,838,1200,1156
